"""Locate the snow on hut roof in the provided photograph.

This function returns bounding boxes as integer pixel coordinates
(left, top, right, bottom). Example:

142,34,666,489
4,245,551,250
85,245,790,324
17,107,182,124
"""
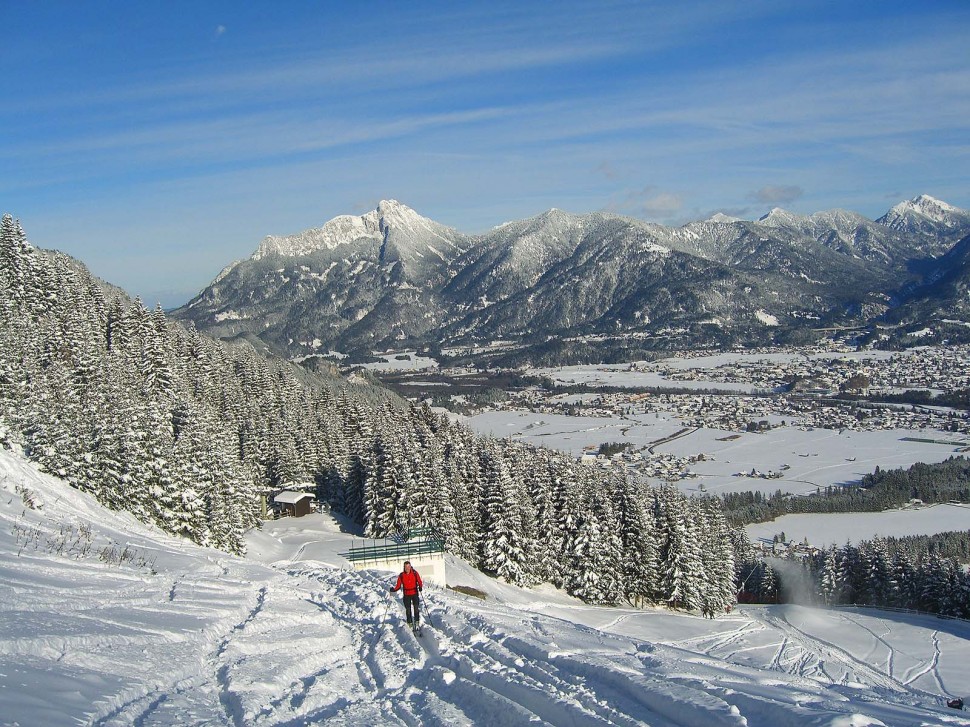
274,491,315,504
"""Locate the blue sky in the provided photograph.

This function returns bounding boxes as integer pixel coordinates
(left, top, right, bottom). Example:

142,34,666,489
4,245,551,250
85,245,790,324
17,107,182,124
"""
3,1,969,307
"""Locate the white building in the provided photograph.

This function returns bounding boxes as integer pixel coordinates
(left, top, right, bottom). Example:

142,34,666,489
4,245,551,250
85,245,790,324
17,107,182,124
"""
343,528,447,587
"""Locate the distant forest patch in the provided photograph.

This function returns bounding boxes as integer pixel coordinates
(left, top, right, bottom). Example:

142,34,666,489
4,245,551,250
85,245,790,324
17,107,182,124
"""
723,456,970,527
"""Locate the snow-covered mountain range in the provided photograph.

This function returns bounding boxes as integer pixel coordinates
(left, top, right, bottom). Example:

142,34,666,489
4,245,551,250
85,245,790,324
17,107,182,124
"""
173,196,970,361
3,446,968,726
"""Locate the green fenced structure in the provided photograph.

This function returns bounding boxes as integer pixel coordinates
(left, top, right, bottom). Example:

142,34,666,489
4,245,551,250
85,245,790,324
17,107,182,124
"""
341,528,447,586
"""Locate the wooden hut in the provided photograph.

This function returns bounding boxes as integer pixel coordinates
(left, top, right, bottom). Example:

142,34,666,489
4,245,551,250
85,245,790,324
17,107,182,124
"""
273,491,315,518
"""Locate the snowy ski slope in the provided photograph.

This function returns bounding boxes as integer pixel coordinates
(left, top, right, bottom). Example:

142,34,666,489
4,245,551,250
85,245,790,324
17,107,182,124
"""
1,447,968,726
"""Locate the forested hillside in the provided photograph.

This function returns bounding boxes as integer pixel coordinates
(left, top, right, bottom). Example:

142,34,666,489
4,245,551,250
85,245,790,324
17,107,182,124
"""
0,214,739,612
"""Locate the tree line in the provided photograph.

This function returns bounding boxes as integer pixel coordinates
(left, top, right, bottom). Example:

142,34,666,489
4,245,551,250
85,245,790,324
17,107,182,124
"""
737,530,970,618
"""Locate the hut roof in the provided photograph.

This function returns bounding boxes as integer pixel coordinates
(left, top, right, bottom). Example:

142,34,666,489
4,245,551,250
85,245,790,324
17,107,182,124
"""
274,491,315,504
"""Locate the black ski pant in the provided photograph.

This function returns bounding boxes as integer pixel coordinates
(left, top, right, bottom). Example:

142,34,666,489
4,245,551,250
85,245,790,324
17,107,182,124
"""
403,593,420,624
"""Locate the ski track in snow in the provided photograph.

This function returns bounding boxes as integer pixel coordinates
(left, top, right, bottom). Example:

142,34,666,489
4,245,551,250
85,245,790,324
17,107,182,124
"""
758,609,905,693
838,612,896,680
901,629,945,693
3,448,970,727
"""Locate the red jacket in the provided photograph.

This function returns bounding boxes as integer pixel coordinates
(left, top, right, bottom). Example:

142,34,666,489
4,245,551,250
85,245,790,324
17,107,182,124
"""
393,569,423,596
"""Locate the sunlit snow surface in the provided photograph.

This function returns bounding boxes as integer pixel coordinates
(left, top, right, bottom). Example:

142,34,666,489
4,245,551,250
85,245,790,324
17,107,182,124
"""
2,448,968,726
467,410,966,495
745,505,970,548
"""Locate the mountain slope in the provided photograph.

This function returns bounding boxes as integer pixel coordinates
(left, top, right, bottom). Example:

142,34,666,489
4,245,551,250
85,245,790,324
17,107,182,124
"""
3,447,968,726
1,213,743,609
878,194,970,245
173,197,970,360
178,200,475,355
884,231,970,329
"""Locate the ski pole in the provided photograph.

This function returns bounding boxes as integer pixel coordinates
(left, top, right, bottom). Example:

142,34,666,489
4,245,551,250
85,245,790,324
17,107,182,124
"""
418,591,435,629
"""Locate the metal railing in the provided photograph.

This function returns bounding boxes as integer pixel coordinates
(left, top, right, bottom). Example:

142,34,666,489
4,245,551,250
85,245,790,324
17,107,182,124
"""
342,528,445,563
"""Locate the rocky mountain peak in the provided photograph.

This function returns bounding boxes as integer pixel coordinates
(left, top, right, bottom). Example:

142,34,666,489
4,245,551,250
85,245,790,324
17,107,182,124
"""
756,207,804,227
249,200,461,262
372,199,426,232
877,194,970,238
884,194,960,223
706,212,743,224
175,194,970,361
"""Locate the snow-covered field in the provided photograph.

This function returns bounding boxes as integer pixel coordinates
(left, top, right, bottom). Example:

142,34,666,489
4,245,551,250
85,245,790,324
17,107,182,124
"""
532,364,763,393
746,505,970,548
467,411,965,494
532,352,910,392
2,448,969,726
468,410,689,457
359,351,439,372
660,426,967,497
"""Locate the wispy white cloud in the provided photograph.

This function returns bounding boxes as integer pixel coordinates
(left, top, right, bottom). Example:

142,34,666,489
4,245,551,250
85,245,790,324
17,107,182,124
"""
749,186,803,206
606,186,684,222
6,1,969,301
1,105,521,174
504,31,970,151
8,41,626,119
641,192,684,220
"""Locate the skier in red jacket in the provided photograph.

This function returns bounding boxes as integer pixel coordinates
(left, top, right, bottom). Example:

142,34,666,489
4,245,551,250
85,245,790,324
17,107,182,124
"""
390,560,423,630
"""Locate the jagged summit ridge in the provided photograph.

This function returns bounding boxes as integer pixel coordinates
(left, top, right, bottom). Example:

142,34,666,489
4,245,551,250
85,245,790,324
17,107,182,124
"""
252,199,460,261
756,207,803,226
706,212,743,224
253,211,382,261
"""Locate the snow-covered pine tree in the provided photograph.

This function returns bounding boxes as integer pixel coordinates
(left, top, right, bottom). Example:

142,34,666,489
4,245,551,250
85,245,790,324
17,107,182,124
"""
478,441,531,585
439,427,481,564
817,547,840,605
0,213,747,606
548,454,583,589
522,447,558,584
612,476,659,607
760,562,778,603
654,485,705,611
567,488,623,604
697,497,736,617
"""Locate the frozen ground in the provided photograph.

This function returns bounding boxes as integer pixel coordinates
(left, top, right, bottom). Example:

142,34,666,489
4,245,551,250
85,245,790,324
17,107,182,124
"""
467,410,688,457
359,351,439,372
467,411,969,546
467,411,966,496
532,364,764,393
532,351,911,392
2,447,969,726
659,427,967,497
746,504,970,548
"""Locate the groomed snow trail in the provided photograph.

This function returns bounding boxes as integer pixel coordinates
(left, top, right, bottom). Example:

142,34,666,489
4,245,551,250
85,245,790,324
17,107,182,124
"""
3,448,970,727
207,565,754,727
